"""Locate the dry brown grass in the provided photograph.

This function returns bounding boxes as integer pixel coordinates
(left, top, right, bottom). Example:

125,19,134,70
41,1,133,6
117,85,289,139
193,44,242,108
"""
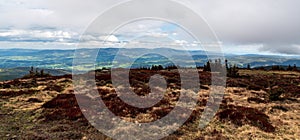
0,70,299,139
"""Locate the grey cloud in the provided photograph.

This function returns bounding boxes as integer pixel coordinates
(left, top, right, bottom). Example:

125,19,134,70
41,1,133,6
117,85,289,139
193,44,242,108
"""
190,0,300,54
258,44,300,55
0,0,300,54
0,0,122,31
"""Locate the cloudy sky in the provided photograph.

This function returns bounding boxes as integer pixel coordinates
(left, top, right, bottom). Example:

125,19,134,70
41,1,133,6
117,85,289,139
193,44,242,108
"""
0,0,299,55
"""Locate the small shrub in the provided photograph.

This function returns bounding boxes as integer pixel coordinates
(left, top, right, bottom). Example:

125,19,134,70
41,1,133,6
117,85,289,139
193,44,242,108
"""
227,65,239,78
247,97,266,103
217,105,275,132
27,98,43,103
271,105,288,112
269,87,285,101
43,84,64,92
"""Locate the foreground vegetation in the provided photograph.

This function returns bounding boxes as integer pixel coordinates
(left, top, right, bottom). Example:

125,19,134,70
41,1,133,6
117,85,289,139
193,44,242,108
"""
0,69,299,139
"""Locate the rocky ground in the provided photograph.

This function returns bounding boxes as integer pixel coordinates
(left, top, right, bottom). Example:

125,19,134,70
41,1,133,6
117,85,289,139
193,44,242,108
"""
0,69,299,139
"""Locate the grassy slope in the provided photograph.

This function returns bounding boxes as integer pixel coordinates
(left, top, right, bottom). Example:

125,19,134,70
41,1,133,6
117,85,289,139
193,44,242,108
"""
0,70,299,139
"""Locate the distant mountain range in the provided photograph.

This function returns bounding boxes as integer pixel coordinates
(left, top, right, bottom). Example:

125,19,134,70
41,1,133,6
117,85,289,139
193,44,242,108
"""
0,48,299,81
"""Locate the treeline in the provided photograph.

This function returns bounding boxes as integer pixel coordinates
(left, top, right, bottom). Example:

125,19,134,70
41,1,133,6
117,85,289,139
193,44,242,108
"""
133,59,239,77
202,60,298,71
269,64,298,71
202,59,239,77
23,66,51,78
134,59,299,78
135,64,178,71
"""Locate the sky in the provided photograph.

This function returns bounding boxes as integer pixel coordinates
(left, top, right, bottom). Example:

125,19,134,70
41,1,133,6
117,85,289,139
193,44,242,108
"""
0,0,300,55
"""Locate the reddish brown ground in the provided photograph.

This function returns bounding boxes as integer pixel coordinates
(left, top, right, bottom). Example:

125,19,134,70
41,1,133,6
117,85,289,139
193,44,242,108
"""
0,69,299,139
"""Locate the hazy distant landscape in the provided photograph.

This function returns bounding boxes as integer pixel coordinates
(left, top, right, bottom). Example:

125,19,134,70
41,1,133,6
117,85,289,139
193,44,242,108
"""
1,48,300,81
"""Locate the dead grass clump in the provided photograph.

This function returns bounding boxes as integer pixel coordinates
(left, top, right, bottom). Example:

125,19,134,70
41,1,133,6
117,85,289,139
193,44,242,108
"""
269,87,285,101
247,97,267,103
185,108,204,124
161,135,179,140
6,79,38,88
103,96,148,118
41,94,92,121
97,80,107,86
43,84,64,92
42,94,81,109
222,97,234,104
0,90,37,98
0,84,11,88
95,73,111,81
43,108,83,121
200,85,209,90
247,83,263,91
151,106,173,120
198,98,208,106
193,129,227,140
58,78,72,83
217,105,275,132
199,71,212,85
270,105,288,112
226,79,248,88
27,98,43,103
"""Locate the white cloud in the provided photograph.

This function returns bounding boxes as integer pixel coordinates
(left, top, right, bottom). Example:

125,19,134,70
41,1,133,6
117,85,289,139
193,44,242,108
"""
0,0,299,54
0,29,78,43
174,40,188,45
98,35,119,42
